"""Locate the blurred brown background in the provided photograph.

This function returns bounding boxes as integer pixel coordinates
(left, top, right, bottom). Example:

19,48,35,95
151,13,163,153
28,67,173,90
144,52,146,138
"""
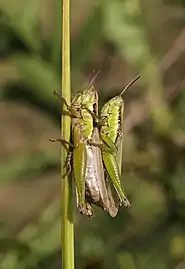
0,0,185,268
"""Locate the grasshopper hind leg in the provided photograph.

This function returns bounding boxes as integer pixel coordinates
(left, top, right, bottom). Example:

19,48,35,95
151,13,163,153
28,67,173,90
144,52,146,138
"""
78,203,94,218
120,196,130,208
76,188,94,218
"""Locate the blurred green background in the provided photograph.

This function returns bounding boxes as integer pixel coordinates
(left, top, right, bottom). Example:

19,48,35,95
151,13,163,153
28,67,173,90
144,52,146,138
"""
1,0,185,268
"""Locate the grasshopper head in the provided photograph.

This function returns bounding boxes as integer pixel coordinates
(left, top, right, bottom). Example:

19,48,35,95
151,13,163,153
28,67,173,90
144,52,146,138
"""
101,96,123,116
71,92,82,108
82,85,98,116
82,85,97,104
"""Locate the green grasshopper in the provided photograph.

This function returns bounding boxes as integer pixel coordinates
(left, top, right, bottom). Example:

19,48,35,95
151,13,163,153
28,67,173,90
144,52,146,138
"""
99,75,140,207
51,84,97,217
87,75,140,208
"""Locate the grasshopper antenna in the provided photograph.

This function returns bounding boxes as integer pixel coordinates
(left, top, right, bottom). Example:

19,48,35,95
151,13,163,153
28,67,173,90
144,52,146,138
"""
120,75,140,96
88,69,100,87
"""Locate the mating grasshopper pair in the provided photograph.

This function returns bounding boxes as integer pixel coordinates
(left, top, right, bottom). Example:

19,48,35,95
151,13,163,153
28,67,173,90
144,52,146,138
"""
50,74,140,218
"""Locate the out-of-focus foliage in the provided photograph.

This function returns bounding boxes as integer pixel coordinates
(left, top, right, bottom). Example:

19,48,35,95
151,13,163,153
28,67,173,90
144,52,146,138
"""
0,0,185,269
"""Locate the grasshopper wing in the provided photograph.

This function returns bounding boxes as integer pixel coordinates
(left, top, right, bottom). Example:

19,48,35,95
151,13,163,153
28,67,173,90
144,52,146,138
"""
116,101,124,174
90,127,109,211
91,127,119,216
105,179,119,217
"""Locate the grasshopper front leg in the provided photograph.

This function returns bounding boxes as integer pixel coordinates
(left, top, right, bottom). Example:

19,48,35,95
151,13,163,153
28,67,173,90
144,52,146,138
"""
53,91,71,112
54,91,82,118
49,138,72,148
87,139,114,154
82,105,108,127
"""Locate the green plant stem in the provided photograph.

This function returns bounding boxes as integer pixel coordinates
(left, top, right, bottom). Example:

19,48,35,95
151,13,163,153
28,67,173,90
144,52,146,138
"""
52,0,61,71
61,0,74,269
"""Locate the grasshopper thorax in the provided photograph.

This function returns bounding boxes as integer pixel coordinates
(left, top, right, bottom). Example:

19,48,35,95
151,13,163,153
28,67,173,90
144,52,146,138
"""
82,85,98,117
100,95,124,147
82,85,95,103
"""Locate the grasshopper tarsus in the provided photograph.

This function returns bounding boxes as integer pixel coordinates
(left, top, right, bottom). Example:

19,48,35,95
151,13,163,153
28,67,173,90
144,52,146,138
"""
49,138,65,146
53,90,62,99
49,138,67,143
88,139,104,149
49,138,72,147
86,204,94,218
103,206,109,213
78,203,94,218
98,117,107,126
121,197,130,208
49,138,60,142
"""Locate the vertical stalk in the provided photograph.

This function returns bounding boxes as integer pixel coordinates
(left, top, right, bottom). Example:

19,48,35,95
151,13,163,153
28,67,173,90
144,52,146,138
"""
52,0,61,71
61,0,74,269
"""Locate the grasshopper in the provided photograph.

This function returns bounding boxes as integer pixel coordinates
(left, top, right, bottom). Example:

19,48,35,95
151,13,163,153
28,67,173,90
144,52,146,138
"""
86,75,140,208
99,75,140,207
54,84,97,217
